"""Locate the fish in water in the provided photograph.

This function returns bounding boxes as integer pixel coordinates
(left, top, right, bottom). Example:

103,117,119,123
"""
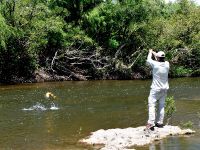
45,92,56,99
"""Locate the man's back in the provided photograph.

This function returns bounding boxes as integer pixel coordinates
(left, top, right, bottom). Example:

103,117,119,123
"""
147,53,169,90
150,61,169,90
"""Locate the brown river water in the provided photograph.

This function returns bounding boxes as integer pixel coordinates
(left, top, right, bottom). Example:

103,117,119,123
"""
0,77,200,150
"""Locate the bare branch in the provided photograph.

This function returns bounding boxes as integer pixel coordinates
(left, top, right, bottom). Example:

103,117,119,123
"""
51,51,58,72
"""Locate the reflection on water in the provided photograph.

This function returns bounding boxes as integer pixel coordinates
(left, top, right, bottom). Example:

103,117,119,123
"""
0,78,200,149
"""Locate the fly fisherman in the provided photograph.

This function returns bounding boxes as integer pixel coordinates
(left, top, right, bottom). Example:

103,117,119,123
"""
146,49,170,131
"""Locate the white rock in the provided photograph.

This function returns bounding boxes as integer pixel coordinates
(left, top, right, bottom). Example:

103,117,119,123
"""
79,125,195,150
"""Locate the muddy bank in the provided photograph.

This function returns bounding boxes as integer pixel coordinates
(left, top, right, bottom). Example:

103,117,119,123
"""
34,68,145,82
2,67,199,84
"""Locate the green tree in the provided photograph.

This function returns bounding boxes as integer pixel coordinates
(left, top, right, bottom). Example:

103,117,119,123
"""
0,0,67,82
49,0,103,25
0,0,200,82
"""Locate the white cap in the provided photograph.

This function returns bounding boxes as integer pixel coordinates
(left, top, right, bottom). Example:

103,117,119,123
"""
156,51,165,58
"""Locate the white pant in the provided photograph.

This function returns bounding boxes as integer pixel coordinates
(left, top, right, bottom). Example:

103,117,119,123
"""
147,89,167,125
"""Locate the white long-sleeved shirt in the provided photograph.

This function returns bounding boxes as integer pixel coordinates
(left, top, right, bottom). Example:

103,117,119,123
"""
147,52,169,90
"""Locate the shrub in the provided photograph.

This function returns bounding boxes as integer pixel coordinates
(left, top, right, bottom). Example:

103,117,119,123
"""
165,96,176,125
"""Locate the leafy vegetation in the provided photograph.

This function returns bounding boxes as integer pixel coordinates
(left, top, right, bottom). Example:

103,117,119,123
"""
180,121,194,129
0,0,199,83
165,96,176,125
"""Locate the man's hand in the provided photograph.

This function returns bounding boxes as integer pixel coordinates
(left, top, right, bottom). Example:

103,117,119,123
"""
149,49,153,53
149,49,157,60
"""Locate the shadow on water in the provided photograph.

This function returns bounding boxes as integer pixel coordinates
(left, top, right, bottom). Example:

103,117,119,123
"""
0,78,200,149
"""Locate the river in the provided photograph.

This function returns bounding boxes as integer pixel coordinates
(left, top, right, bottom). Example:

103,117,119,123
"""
0,78,200,150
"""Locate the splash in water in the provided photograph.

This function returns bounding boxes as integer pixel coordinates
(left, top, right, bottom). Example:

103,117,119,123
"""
22,102,59,111
50,102,59,110
22,102,47,111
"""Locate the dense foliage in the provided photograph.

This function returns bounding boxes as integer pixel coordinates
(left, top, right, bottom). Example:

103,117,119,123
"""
0,0,199,83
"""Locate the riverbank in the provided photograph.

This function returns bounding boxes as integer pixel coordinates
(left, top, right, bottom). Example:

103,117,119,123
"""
1,68,147,84
0,0,199,85
1,67,199,84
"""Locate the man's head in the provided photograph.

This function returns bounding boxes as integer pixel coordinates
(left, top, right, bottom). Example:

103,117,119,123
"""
156,51,165,62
